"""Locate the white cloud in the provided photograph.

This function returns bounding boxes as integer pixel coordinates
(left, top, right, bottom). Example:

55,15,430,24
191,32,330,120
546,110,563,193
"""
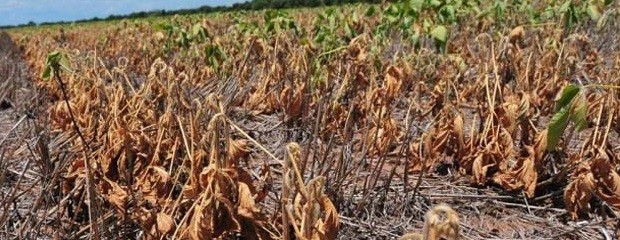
0,0,23,9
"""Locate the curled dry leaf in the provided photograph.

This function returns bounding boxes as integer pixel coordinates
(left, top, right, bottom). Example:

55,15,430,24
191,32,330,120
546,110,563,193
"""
132,207,156,238
184,114,275,239
316,193,339,240
280,81,306,119
348,41,367,63
237,182,278,239
564,159,595,220
237,182,259,219
408,142,425,172
467,130,512,185
471,150,497,185
131,208,175,239
187,167,242,240
424,204,460,240
453,114,465,149
100,177,129,216
245,77,275,115
367,117,399,156
409,112,465,173
591,151,620,211
401,204,460,240
138,166,172,205
228,139,252,163
156,212,175,235
492,146,537,197
497,97,519,134
565,148,620,220
492,130,547,197
508,26,524,44
385,66,403,103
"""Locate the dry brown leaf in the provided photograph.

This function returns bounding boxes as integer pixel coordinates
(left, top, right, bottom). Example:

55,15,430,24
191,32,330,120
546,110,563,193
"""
100,177,128,216
132,207,156,236
139,166,172,205
492,146,538,197
237,182,277,239
237,182,257,219
188,196,215,240
497,128,515,169
472,153,490,185
453,114,465,149
228,139,251,163
156,212,175,235
188,172,242,239
498,100,519,134
280,81,305,118
564,162,595,220
284,143,339,240
591,151,620,211
409,112,466,173
508,26,524,44
367,117,399,155
385,66,403,103
470,146,502,185
317,195,339,240
407,142,425,172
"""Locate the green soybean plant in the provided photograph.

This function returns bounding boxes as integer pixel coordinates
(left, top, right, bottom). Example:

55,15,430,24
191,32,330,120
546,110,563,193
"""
546,82,620,151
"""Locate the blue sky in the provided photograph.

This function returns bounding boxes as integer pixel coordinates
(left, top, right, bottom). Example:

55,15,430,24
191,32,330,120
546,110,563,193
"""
0,0,245,26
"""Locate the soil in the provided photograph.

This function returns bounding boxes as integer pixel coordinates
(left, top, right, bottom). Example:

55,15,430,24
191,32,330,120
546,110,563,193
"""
0,31,51,239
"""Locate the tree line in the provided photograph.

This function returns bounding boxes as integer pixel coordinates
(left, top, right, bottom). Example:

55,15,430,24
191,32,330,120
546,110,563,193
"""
1,0,384,29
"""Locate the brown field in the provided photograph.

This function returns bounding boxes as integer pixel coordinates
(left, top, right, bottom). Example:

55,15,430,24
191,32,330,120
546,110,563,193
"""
2,2,620,239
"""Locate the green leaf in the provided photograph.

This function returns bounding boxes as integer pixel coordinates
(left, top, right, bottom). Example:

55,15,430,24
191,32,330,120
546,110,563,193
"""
344,22,355,38
442,5,456,23
192,23,207,41
547,84,588,150
554,84,580,112
430,25,448,43
42,51,61,79
42,66,52,79
58,53,71,73
586,4,601,21
428,0,442,8
402,16,414,29
547,105,571,151
409,0,424,10
314,31,326,43
46,51,60,65
365,6,376,16
559,0,571,13
386,14,399,24
410,33,420,46
597,12,608,30
571,92,588,131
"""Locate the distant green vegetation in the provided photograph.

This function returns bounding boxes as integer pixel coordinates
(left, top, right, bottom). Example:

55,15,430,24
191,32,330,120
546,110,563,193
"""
0,0,382,29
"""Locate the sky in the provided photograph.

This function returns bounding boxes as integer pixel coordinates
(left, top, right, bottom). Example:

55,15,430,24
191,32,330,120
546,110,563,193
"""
0,0,245,26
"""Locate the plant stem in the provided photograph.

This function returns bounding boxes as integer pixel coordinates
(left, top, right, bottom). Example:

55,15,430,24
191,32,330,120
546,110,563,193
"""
53,67,102,240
